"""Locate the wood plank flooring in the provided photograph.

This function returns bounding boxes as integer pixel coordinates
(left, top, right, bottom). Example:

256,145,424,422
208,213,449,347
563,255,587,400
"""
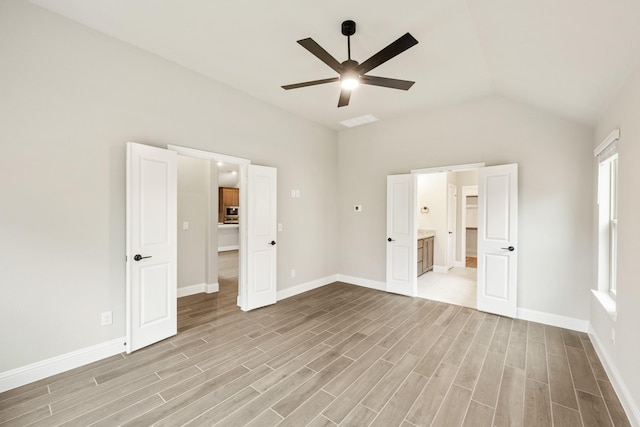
0,270,631,425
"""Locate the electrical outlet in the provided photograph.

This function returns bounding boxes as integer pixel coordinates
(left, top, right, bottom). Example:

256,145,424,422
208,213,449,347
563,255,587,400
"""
101,311,112,326
291,269,296,278
183,221,189,230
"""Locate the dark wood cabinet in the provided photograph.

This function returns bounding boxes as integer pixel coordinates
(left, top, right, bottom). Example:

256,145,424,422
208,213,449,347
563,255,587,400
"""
218,187,239,223
418,236,434,276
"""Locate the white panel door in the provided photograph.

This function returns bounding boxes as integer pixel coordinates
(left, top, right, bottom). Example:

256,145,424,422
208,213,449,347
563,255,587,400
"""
386,174,417,296
447,184,457,269
477,164,518,317
244,164,277,311
126,142,177,353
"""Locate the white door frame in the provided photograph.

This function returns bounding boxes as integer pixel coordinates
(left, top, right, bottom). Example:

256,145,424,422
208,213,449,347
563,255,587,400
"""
167,144,254,310
460,185,478,267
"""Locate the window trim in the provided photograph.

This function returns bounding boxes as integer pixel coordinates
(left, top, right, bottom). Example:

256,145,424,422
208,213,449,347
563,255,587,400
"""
594,129,619,319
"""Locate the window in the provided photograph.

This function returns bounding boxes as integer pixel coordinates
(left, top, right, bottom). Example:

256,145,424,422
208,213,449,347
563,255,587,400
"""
601,154,618,296
595,130,619,303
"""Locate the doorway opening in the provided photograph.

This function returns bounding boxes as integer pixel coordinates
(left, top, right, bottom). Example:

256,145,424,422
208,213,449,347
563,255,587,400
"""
415,169,478,308
174,154,244,331
170,145,250,318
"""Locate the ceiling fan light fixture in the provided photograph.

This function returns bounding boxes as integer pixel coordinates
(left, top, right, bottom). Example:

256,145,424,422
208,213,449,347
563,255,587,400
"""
341,74,360,90
282,20,418,107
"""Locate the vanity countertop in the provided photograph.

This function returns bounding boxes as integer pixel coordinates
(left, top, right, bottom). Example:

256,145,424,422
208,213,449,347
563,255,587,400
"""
218,223,239,229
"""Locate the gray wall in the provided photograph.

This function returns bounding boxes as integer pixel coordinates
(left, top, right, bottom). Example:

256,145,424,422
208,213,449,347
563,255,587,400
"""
337,95,594,321
593,63,640,417
0,1,338,372
177,155,209,289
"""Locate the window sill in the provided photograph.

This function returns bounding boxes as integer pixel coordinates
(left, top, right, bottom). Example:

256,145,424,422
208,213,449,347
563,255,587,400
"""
591,290,617,322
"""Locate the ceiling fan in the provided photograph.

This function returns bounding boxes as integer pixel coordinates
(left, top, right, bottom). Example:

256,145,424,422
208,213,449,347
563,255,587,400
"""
282,20,419,107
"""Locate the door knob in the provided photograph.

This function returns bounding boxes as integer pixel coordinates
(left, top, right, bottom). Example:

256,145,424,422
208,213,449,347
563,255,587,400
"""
269,241,276,246
133,254,152,261
501,246,515,252
387,237,395,242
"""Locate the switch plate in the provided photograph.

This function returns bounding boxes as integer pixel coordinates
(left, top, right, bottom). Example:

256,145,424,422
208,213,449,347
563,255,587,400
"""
182,221,189,230
278,223,283,232
291,269,296,278
101,311,112,326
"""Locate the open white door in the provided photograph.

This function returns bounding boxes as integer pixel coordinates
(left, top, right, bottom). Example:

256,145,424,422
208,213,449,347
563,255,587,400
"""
386,174,417,296
447,184,457,270
477,164,518,317
126,143,177,353
242,164,277,311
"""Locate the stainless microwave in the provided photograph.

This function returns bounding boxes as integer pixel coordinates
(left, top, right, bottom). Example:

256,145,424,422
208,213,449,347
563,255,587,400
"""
225,206,239,217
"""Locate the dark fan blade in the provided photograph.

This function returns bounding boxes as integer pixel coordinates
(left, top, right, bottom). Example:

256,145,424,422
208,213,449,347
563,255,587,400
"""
355,33,418,75
297,38,342,73
338,89,351,107
360,75,415,90
282,77,339,90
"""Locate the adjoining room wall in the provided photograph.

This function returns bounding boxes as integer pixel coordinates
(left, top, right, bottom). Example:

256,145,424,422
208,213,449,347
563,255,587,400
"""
338,95,593,323
592,63,640,424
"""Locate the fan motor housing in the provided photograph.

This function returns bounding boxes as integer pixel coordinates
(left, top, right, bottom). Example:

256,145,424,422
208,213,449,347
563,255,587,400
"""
341,20,356,37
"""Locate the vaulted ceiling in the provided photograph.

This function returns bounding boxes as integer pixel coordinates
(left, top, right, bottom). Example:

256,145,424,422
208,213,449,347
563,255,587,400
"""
29,0,640,130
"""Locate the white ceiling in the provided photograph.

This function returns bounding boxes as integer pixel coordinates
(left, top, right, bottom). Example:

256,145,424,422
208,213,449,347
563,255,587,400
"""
29,0,640,130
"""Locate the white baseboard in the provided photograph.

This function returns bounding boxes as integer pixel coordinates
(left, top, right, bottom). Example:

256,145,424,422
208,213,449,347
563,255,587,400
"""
177,282,219,297
454,261,466,268
277,275,337,301
0,337,125,393
338,274,590,334
218,246,239,252
336,274,386,291
588,324,640,426
516,307,588,332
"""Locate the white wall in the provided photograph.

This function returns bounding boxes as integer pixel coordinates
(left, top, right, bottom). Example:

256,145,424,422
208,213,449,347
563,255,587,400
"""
0,0,338,373
455,171,478,261
592,64,640,423
338,95,594,323
218,225,239,251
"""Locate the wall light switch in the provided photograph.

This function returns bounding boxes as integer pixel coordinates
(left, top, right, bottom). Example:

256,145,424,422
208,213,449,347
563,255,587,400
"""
291,190,296,198
278,223,283,232
295,190,301,198
182,221,189,230
101,311,112,326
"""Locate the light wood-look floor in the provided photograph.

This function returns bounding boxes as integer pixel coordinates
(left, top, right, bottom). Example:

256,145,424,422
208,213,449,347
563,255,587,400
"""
0,275,630,425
